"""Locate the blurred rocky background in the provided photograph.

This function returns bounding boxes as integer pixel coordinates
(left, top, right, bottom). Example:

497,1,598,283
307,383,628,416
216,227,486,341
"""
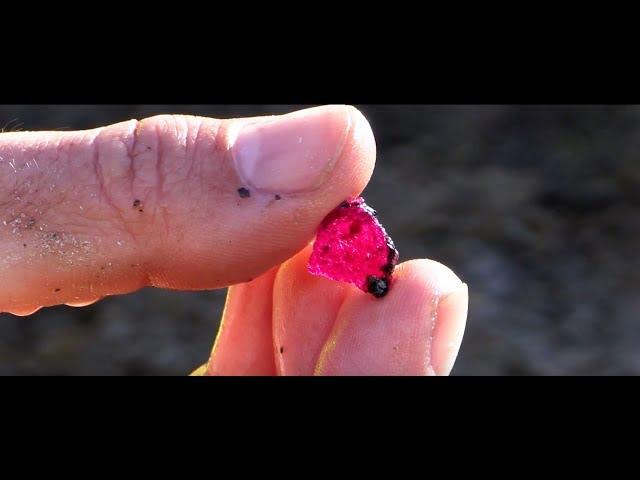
1,105,638,375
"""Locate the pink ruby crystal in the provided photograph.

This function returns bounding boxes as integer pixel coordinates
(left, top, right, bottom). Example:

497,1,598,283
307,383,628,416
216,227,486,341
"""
307,197,399,298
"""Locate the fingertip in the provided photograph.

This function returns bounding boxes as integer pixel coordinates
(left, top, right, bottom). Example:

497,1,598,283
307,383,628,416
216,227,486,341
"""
393,259,468,376
399,259,464,298
342,105,376,192
314,259,467,376
432,283,468,376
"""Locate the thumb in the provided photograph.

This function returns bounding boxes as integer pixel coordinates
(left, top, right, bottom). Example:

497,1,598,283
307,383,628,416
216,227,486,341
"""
0,105,376,315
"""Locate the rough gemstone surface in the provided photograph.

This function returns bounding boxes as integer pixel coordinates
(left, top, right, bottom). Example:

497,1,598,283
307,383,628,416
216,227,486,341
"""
307,197,399,297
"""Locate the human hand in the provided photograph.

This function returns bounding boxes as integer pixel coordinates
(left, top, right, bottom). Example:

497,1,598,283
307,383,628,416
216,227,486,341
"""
0,105,468,375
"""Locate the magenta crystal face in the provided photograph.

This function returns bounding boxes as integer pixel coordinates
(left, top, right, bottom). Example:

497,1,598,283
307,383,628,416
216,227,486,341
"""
307,197,399,298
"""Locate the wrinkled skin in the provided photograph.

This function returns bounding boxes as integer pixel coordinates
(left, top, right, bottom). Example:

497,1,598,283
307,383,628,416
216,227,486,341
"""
0,105,468,375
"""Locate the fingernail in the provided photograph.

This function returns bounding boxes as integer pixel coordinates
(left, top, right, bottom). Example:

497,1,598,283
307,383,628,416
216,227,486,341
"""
230,106,351,194
431,283,469,376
